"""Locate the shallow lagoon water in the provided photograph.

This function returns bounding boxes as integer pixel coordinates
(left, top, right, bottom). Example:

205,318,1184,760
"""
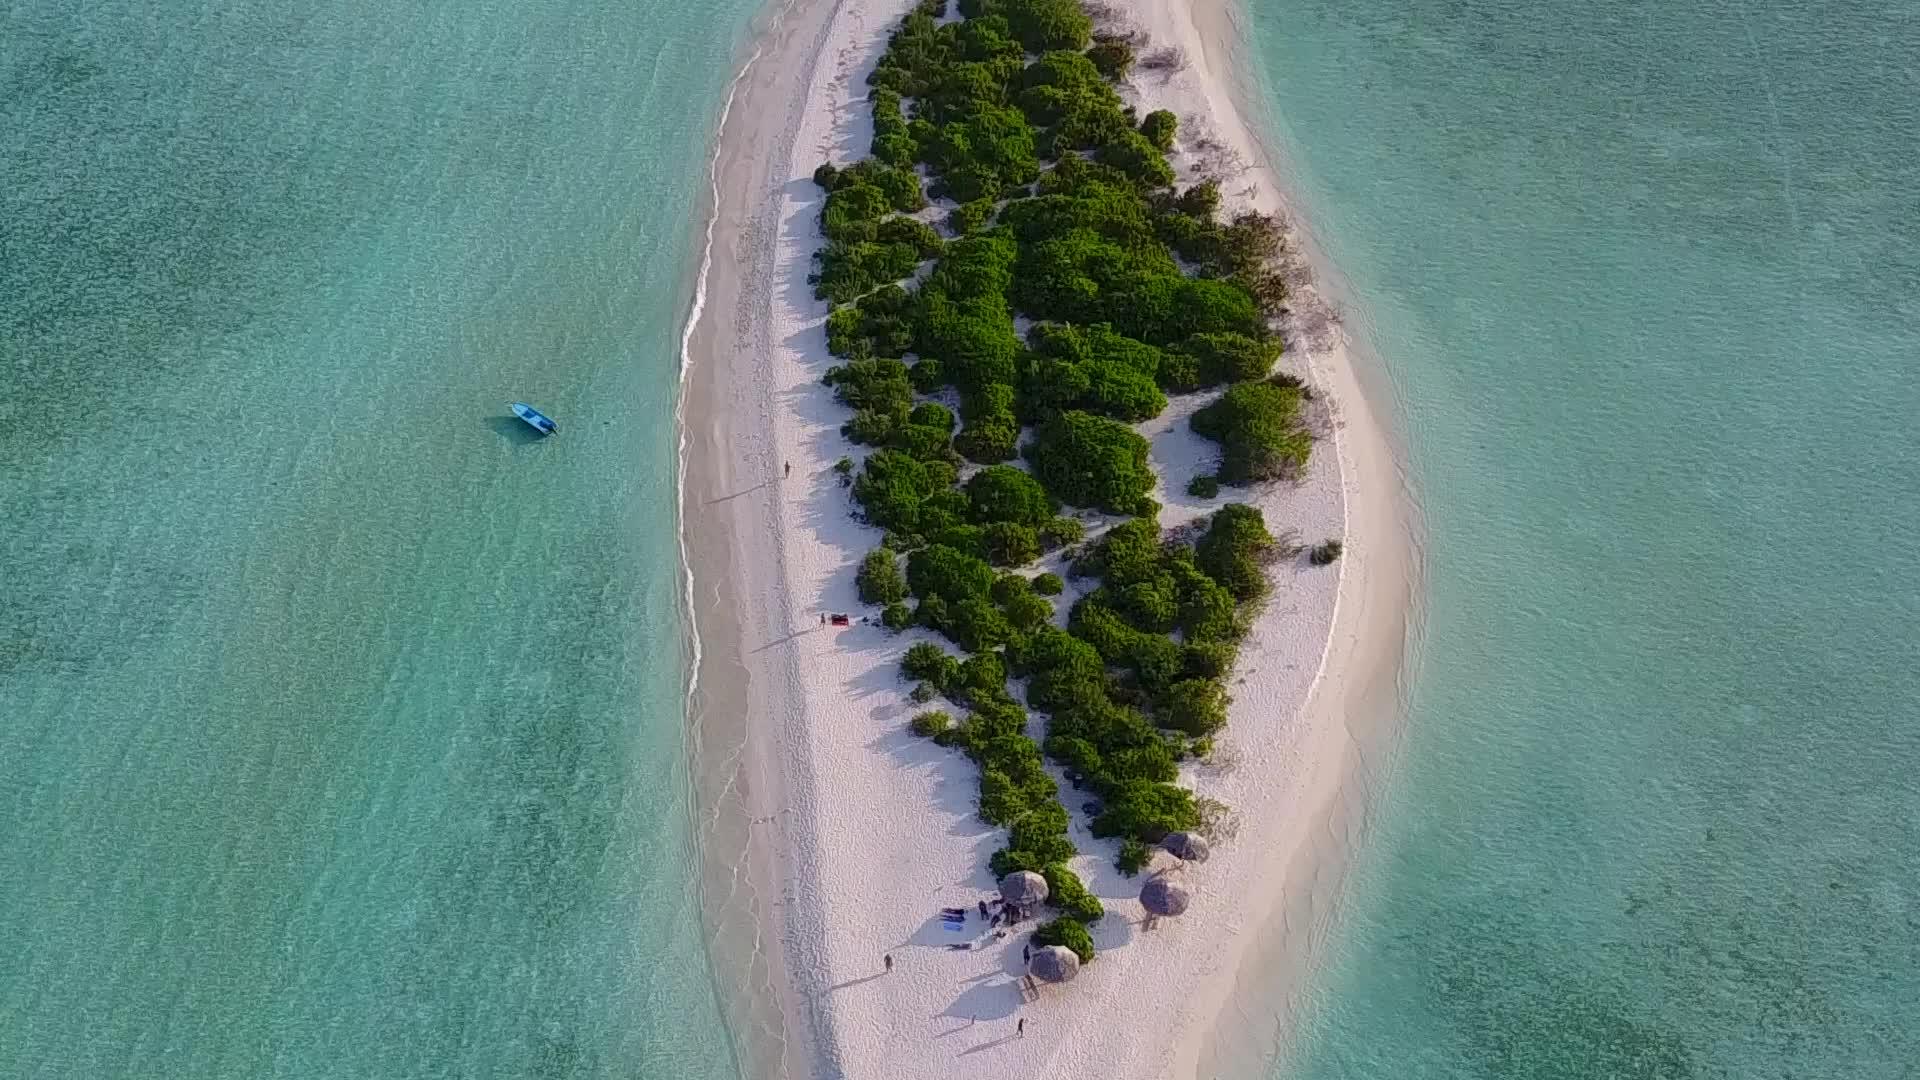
1238,0,1919,1074
1,0,757,1074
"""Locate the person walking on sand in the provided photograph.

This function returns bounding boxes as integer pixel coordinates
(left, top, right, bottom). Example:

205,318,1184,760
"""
1017,1017,1026,1038
784,461,791,478
883,954,893,973
1022,943,1030,962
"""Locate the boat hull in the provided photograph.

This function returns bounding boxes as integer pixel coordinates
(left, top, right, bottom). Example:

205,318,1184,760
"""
508,402,557,436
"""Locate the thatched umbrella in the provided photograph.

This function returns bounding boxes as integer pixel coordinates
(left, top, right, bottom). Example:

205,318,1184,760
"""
1140,876,1191,929
999,870,1049,911
1026,944,1081,985
1161,831,1210,863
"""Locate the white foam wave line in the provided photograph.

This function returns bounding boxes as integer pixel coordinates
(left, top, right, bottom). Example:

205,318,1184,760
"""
676,34,759,771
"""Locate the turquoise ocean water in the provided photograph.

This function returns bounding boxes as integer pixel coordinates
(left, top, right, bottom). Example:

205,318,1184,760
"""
1239,0,1918,1074
2,0,757,1075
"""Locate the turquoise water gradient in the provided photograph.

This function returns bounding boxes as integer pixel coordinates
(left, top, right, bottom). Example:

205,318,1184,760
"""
2,0,756,1075
1240,0,1919,1074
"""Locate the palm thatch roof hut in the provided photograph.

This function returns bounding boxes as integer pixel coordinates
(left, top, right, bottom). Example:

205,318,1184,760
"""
1027,944,1082,984
999,870,1049,909
1161,831,1210,863
1140,876,1191,928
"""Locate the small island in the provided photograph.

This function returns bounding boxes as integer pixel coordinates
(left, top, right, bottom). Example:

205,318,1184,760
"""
679,0,1407,1069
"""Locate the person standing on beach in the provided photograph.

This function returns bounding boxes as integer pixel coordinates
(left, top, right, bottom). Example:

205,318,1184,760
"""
1017,1017,1025,1038
883,954,893,973
784,461,791,477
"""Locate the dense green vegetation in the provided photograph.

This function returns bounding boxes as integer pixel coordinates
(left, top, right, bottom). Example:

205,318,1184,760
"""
1189,376,1313,486
814,0,1320,963
1032,916,1096,962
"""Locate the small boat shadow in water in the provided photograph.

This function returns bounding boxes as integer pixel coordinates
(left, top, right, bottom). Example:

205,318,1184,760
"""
487,414,546,445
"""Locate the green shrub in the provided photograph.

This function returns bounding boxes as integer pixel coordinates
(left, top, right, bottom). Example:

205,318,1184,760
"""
1176,570,1240,644
1116,838,1152,876
876,215,946,258
1090,779,1200,840
982,521,1042,566
947,596,1015,651
814,240,923,303
919,295,1020,393
1164,278,1263,341
1001,587,1054,630
1032,571,1065,595
999,0,1092,52
1195,503,1275,600
903,641,962,687
1158,677,1229,735
858,547,909,604
909,681,937,704
954,416,1021,464
990,845,1046,877
954,383,1022,464
882,602,914,630
1072,517,1161,585
1190,380,1312,486
1106,739,1178,783
1181,640,1235,679
826,284,917,358
992,573,1035,605
966,464,1056,525
1155,349,1203,392
1032,917,1096,962
909,401,956,432
1187,474,1219,498
852,449,957,535
1086,39,1134,79
1176,331,1280,385
925,106,1040,202
907,544,997,602
1310,539,1343,566
1216,210,1287,277
955,651,1009,702
1026,523,1077,558
1021,629,1108,711
1041,862,1105,922
1025,410,1154,514
1095,129,1175,188
1139,109,1178,152
911,711,954,737
949,198,997,235
822,183,893,243
915,594,951,630
907,359,945,394
1008,805,1076,864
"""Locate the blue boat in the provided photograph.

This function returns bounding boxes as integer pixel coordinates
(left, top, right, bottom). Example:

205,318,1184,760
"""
509,402,558,436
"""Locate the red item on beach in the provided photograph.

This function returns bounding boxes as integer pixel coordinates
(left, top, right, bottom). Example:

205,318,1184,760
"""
830,614,851,626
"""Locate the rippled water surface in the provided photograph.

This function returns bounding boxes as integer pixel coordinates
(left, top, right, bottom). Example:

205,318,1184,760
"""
1238,0,1919,1074
1,0,757,1074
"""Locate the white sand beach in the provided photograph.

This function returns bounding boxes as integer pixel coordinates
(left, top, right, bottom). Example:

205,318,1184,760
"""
678,0,1416,1076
